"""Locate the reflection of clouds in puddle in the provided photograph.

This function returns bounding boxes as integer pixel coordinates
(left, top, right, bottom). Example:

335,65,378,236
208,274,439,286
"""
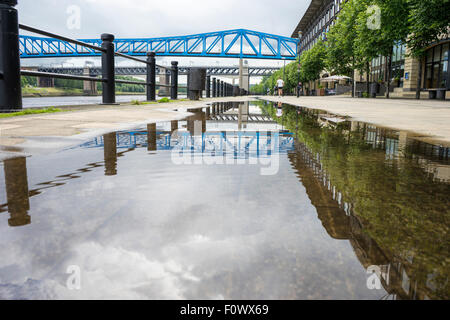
59,242,192,299
59,242,198,299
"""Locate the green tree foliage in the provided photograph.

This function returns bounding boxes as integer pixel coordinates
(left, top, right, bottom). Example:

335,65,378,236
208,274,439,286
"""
326,0,364,77
299,41,327,83
407,0,450,57
20,76,38,88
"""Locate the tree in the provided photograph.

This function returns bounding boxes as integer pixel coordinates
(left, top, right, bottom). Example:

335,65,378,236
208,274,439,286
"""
326,0,365,97
299,41,327,85
351,0,410,98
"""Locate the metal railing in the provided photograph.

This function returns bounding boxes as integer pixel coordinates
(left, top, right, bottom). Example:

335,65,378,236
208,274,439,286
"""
0,1,185,111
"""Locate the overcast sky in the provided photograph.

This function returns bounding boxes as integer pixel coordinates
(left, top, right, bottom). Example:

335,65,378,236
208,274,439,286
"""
18,0,309,81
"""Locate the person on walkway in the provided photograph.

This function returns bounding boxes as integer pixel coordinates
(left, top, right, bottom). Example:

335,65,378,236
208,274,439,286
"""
273,85,277,96
297,82,303,98
277,78,285,97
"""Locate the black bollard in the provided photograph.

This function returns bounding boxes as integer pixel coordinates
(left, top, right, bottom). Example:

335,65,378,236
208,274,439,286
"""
0,0,22,111
221,81,224,97
146,52,156,101
206,75,211,98
101,33,116,104
212,78,217,97
171,61,178,100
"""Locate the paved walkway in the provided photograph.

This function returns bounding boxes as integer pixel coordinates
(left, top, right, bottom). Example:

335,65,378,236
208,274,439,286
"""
260,95,450,146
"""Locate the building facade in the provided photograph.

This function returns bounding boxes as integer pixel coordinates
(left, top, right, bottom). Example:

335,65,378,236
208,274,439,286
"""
292,0,450,99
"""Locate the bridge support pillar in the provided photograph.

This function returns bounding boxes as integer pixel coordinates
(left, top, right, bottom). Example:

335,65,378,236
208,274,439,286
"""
83,67,97,95
101,33,116,104
239,59,249,94
158,68,170,97
0,0,22,111
147,52,156,101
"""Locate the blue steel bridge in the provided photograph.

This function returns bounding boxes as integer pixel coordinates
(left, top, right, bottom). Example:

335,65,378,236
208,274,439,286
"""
19,29,299,60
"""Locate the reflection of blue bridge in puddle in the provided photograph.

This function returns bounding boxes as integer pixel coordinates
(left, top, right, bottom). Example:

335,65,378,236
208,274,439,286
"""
78,130,295,157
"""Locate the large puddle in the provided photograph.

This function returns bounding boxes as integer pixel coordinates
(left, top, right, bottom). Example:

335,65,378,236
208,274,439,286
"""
0,101,448,300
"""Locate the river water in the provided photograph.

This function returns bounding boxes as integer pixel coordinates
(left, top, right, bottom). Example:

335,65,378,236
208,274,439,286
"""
23,95,187,108
0,101,448,300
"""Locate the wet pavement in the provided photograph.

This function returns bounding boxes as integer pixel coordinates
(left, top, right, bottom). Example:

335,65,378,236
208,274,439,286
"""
0,101,448,300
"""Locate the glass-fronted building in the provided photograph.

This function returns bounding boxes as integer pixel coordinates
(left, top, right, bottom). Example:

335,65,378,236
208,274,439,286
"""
292,0,449,98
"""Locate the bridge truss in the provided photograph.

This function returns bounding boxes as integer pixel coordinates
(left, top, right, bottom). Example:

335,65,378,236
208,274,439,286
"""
19,29,299,60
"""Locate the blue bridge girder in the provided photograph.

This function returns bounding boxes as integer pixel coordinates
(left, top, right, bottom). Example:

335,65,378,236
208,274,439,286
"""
19,29,299,60
34,66,281,77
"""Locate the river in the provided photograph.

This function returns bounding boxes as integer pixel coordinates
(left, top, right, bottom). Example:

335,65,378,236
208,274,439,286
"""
22,95,186,108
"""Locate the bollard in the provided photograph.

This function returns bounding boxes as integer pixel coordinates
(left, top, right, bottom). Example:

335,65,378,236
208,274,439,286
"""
101,33,116,104
221,81,224,97
206,75,211,98
146,52,156,101
218,80,222,97
0,0,22,111
212,78,217,98
171,61,178,100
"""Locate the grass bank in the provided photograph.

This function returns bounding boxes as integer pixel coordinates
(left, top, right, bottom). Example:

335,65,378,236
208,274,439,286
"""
0,107,63,119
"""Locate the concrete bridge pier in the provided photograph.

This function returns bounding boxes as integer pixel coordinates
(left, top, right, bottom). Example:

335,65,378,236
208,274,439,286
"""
239,59,249,92
3,157,31,227
83,67,98,95
158,68,170,97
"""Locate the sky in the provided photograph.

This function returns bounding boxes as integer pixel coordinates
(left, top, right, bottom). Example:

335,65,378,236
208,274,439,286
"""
18,0,309,83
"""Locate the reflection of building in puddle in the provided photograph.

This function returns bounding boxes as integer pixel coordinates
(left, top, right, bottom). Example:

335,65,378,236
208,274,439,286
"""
288,140,449,300
3,157,31,227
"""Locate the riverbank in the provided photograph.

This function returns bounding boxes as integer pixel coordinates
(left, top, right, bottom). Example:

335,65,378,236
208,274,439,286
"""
259,95,450,146
22,87,147,98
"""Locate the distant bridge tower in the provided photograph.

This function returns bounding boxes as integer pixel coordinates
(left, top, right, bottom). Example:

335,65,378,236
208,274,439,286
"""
83,65,98,96
239,59,249,92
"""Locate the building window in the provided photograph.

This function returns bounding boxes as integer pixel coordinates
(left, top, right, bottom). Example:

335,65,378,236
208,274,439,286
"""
424,42,449,89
